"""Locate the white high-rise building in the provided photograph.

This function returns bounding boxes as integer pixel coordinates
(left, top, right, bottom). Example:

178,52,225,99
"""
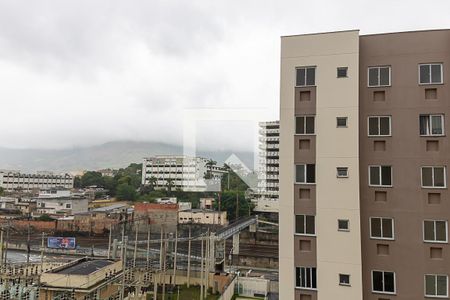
0,170,74,192
141,155,226,192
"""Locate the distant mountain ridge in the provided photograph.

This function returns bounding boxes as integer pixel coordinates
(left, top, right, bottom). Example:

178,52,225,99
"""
0,141,254,173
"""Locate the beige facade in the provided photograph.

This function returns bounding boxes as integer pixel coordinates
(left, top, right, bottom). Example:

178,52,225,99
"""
280,29,450,300
178,209,228,225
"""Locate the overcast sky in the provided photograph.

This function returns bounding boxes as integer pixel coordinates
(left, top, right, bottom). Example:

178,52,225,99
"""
0,0,449,152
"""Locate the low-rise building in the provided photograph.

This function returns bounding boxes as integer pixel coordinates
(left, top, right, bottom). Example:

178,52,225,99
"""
178,209,228,226
0,170,73,192
134,203,178,231
34,190,88,218
39,258,122,299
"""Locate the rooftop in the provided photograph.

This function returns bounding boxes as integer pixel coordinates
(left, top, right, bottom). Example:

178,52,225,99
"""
53,259,113,275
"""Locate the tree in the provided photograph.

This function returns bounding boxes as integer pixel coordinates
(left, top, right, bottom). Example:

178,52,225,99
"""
116,183,138,201
221,164,249,192
80,171,104,187
215,191,254,220
204,159,217,179
37,214,54,221
73,176,82,188
165,178,174,194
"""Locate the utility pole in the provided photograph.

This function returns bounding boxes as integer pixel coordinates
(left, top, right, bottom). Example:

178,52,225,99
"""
120,236,128,300
3,225,9,265
0,228,3,269
200,236,204,300
187,226,191,288
236,193,239,220
40,232,45,273
162,229,167,300
172,228,178,290
26,224,31,266
204,233,209,299
146,224,151,269
107,224,112,259
133,223,139,267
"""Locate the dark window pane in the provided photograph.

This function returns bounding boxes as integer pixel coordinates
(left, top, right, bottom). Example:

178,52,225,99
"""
296,268,301,287
380,117,390,135
380,67,390,86
436,221,447,242
431,64,442,83
369,68,379,86
306,215,315,235
431,116,443,135
306,164,315,183
420,65,430,84
384,272,395,293
311,268,317,289
434,167,445,187
426,275,436,296
420,116,429,135
381,166,392,186
437,275,447,296
340,274,350,285
424,221,435,241
372,271,383,291
422,167,433,187
306,68,315,86
382,218,393,238
371,218,382,238
296,117,305,134
370,167,380,186
301,268,306,287
337,117,347,127
305,117,315,134
296,165,305,183
306,267,311,287
337,67,348,78
295,215,305,234
369,118,379,135
338,220,349,230
296,68,306,86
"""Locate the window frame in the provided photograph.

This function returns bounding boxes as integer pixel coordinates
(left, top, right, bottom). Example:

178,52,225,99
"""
295,266,317,290
421,166,447,189
295,214,316,236
295,115,316,135
370,217,395,240
419,114,445,137
338,219,350,232
368,66,392,87
423,220,448,244
371,270,396,295
425,274,449,298
339,274,351,286
336,117,348,128
419,63,444,85
368,165,393,187
295,164,316,185
337,67,348,78
336,167,349,178
296,66,317,87
367,116,392,137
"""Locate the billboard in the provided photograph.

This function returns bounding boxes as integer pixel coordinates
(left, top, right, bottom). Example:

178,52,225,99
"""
47,237,76,249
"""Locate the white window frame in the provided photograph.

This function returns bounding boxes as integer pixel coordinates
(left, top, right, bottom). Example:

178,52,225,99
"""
295,115,316,135
295,214,316,236
336,167,349,178
420,114,445,136
338,219,350,232
370,217,395,240
295,164,316,185
367,116,392,137
371,270,396,294
336,117,348,128
295,266,317,290
296,66,316,87
421,166,447,189
368,66,392,87
425,274,449,298
368,165,393,187
419,63,444,85
423,220,448,244
339,274,351,286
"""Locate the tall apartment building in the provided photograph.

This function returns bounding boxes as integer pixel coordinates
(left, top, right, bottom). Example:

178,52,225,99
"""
141,155,226,192
279,29,450,300
0,170,74,192
253,121,280,213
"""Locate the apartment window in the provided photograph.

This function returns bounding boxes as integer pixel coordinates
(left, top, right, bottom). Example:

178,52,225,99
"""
370,217,394,240
296,116,315,134
336,117,348,128
295,215,315,235
296,164,315,184
422,166,446,188
369,166,392,187
368,66,391,87
296,267,317,289
372,271,396,294
337,67,348,78
368,116,391,136
419,63,443,84
425,274,448,297
65,204,71,209
296,67,316,87
338,219,349,231
339,274,351,286
424,220,448,243
420,115,444,136
336,167,349,178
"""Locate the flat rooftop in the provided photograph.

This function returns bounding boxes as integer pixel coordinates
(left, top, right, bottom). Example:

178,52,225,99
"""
54,259,113,275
